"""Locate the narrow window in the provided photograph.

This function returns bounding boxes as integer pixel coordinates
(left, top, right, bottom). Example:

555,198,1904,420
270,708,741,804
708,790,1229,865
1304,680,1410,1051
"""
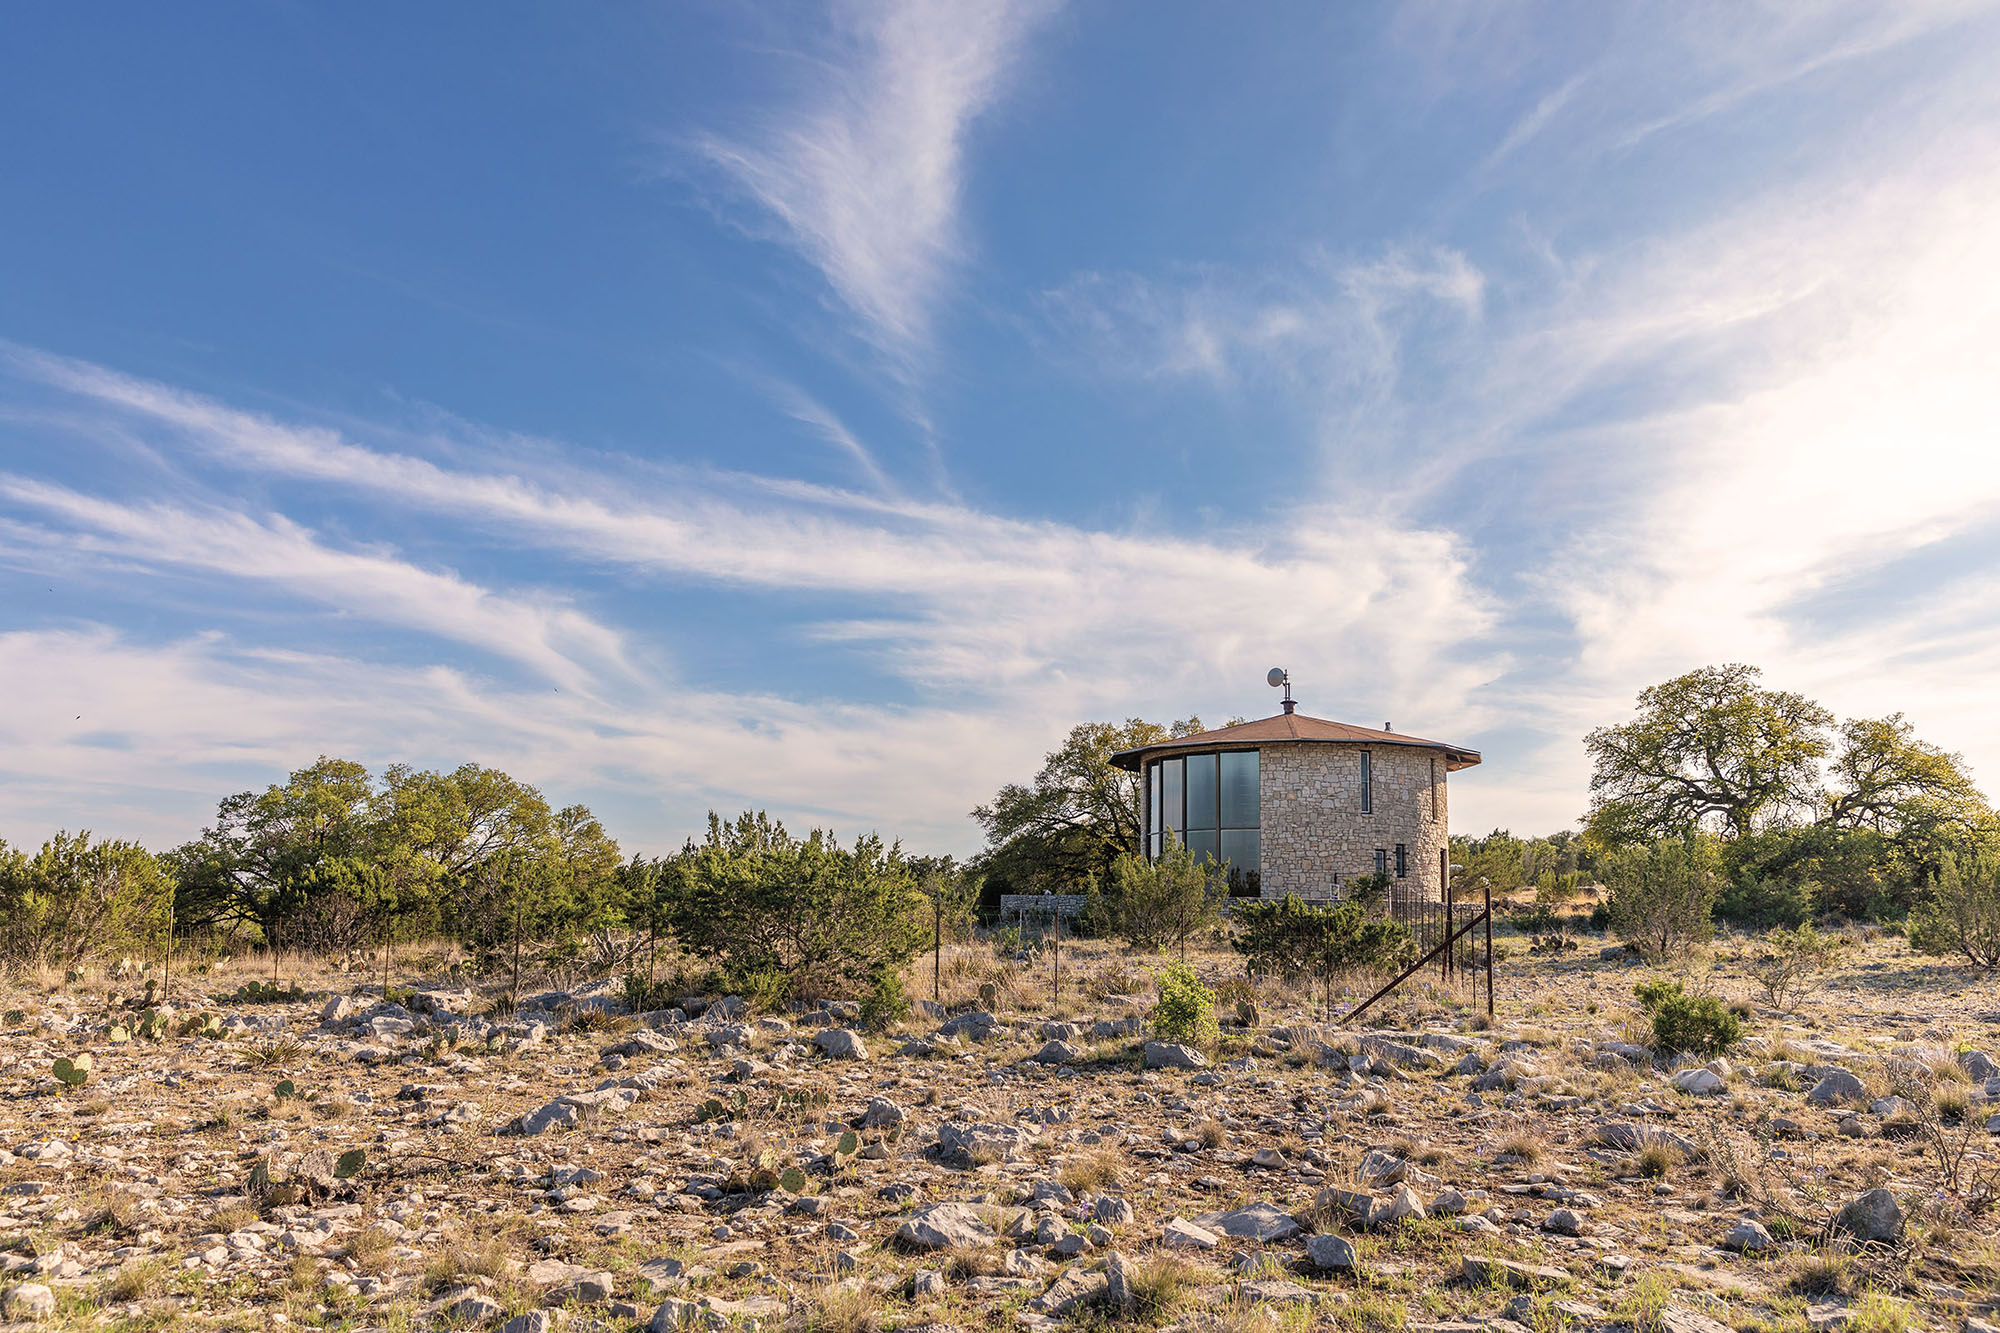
1360,750,1372,814
1374,848,1387,876
1395,843,1407,878
1440,848,1448,894
1429,757,1437,820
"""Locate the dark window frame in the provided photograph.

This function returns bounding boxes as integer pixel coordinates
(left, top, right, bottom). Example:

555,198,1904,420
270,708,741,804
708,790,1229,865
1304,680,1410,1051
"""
1361,750,1372,814
1374,848,1387,876
1395,843,1407,878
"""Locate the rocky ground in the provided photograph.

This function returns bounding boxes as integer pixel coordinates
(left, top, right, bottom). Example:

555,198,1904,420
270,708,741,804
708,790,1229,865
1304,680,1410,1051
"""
3,926,1999,1333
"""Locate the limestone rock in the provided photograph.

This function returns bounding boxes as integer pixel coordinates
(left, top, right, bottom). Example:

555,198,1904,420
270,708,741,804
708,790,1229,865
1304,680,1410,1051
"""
814,1028,868,1061
1161,1217,1219,1249
1143,1041,1209,1070
1306,1233,1357,1269
897,1202,1001,1250
1193,1201,1302,1242
1722,1219,1776,1253
1832,1188,1902,1243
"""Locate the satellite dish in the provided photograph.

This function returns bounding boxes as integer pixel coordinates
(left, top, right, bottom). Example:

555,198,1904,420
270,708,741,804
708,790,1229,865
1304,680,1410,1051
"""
1266,667,1287,688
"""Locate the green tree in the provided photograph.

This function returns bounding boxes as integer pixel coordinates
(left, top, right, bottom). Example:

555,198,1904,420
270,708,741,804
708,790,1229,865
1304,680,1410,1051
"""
1104,832,1224,955
1603,835,1722,960
1908,845,2000,969
168,756,376,946
972,716,1204,893
0,831,172,970
1585,665,1833,844
675,811,927,1000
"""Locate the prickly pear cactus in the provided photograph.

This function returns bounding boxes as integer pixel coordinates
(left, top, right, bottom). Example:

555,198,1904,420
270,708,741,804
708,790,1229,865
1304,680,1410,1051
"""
54,1054,94,1088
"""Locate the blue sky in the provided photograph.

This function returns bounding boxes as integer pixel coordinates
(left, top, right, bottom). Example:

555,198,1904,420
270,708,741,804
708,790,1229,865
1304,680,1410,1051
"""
5,2,2000,856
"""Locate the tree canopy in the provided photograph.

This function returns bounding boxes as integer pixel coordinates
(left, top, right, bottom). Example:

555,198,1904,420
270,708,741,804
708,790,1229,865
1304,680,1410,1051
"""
971,716,1204,893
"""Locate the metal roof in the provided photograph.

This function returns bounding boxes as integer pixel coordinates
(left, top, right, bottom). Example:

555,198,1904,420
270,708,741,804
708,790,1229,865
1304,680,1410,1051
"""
1108,710,1482,772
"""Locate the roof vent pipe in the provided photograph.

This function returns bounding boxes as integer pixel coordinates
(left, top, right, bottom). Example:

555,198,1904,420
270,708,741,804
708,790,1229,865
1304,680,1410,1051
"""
1384,722,1392,731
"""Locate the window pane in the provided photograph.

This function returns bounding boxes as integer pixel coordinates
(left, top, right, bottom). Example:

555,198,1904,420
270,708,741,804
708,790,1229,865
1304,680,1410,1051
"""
1160,759,1183,839
1219,750,1259,828
1220,828,1259,880
1148,763,1161,840
1186,829,1219,865
1185,753,1217,830
1361,751,1372,814
1149,832,1161,858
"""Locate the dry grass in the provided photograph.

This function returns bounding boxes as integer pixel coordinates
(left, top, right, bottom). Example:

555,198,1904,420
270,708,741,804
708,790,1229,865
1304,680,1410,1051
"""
1127,1253,1203,1324
797,1283,883,1333
207,1204,257,1233
99,1258,169,1304
345,1225,396,1272
1496,1132,1546,1165
1057,1145,1128,1195
1635,1141,1682,1178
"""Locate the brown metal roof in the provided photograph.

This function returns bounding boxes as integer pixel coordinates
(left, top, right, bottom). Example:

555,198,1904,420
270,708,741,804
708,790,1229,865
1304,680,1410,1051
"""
1108,711,1482,772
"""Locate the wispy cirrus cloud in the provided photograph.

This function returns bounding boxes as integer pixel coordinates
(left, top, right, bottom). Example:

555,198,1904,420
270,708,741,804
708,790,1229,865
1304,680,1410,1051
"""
0,346,1505,850
688,0,1057,363
0,474,630,692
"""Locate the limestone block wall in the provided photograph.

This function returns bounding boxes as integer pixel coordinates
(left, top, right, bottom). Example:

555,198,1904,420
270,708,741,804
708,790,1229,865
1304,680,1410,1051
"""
1257,744,1450,901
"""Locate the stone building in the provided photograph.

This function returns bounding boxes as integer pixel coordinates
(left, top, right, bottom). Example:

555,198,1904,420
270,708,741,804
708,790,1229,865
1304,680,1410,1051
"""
1109,699,1480,902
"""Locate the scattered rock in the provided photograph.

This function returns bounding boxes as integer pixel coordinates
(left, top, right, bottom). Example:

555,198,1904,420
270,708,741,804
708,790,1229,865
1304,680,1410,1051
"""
1306,1233,1357,1269
897,1202,1002,1250
1143,1041,1209,1070
814,1028,869,1060
1722,1219,1776,1253
1161,1217,1220,1249
1193,1201,1302,1242
1832,1188,1902,1244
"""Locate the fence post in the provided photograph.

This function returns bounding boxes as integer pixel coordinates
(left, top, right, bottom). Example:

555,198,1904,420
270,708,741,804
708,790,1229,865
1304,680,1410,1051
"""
1483,877,1495,1017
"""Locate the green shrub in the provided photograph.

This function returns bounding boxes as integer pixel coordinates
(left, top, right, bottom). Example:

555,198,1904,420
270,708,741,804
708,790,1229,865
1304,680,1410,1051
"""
1604,835,1720,959
858,968,910,1030
732,965,794,1012
1106,833,1225,955
1747,923,1847,1007
1908,845,2000,969
1151,961,1217,1048
1231,892,1411,1015
1714,869,1817,929
1635,979,1741,1056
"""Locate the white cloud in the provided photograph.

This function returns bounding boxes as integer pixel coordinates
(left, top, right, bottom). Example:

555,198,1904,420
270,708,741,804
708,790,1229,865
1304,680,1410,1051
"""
689,0,1055,362
1,349,1505,854
0,475,630,692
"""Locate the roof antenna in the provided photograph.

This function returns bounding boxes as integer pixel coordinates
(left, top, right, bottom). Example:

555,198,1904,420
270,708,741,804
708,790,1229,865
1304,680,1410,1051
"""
1267,667,1294,715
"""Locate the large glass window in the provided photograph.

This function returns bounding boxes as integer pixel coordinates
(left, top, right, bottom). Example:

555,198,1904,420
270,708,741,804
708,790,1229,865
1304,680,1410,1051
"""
1149,749,1259,894
1219,751,1258,827
1185,754,1218,832
1148,762,1162,857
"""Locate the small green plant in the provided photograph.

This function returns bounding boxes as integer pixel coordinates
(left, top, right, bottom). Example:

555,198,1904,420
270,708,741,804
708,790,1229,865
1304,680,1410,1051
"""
1151,961,1218,1048
858,968,910,1030
227,979,316,1004
333,1149,366,1180
1748,924,1848,1008
1635,978,1742,1056
274,1079,298,1101
778,1166,808,1194
248,1035,309,1068
53,1054,92,1088
733,965,793,1013
1613,1272,1673,1333
3,1009,23,1025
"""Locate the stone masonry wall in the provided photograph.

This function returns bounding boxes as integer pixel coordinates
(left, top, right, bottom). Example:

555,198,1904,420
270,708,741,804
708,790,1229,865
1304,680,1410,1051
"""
1257,743,1450,901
